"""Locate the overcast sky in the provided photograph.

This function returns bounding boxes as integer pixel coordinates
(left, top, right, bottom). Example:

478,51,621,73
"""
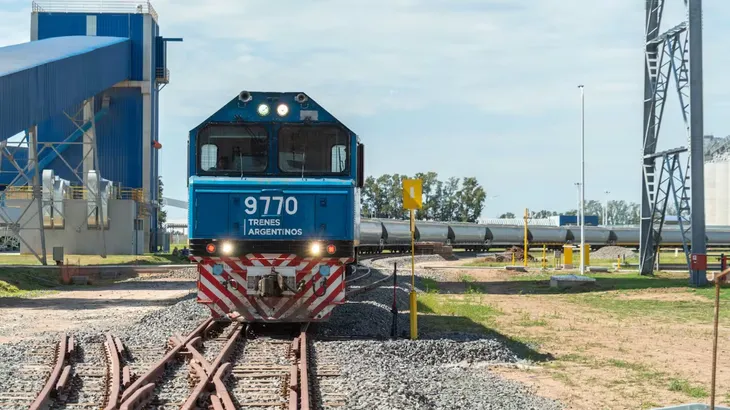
2,0,729,223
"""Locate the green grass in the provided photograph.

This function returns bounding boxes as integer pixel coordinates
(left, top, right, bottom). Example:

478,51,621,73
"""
420,278,440,293
516,311,548,327
668,378,708,398
0,268,61,297
417,293,502,332
0,253,188,266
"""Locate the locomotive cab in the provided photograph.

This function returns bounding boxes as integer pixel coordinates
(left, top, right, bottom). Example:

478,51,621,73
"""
188,91,363,322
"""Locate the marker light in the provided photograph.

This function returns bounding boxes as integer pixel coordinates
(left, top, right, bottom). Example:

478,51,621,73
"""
257,103,270,116
206,243,216,253
319,265,331,277
310,243,321,255
276,103,289,116
221,241,233,255
326,244,336,254
213,264,224,276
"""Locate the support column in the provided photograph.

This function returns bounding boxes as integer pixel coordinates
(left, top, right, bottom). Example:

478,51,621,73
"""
83,98,95,188
688,0,707,286
28,126,47,265
143,13,153,252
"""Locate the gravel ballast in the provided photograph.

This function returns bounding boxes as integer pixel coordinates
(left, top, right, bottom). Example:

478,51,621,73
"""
314,338,561,410
312,255,563,409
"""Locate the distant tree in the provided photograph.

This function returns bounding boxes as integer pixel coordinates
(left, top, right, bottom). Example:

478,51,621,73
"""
455,177,486,222
531,210,556,219
499,212,516,219
628,202,641,224
360,173,486,222
437,177,460,221
157,175,167,229
414,171,440,220
360,176,377,218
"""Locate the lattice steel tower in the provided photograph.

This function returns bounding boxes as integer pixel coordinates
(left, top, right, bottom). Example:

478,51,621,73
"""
639,0,707,286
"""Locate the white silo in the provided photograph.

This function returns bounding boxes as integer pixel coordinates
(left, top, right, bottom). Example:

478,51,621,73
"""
704,135,730,225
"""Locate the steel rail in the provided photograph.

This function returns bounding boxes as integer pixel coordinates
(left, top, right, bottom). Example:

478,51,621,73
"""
344,264,372,285
103,333,123,410
299,330,311,410
29,333,73,410
117,317,213,407
181,323,243,410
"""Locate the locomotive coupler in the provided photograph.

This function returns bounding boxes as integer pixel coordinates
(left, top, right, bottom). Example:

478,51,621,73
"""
258,274,281,297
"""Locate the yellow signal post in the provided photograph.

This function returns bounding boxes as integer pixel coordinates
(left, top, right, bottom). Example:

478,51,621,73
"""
402,178,422,340
523,208,529,267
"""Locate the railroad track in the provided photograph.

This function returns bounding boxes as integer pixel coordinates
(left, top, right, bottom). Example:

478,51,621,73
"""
17,333,126,410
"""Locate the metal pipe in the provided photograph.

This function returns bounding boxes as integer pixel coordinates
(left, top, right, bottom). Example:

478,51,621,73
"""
579,84,585,275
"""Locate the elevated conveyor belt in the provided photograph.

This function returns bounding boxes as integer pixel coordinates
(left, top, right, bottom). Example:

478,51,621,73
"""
0,35,131,141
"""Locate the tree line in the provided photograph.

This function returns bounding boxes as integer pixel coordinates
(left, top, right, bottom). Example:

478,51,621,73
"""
360,172,486,223
499,199,649,225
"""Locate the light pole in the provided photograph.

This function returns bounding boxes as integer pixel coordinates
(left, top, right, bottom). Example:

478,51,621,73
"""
604,190,610,226
578,84,585,275
574,183,581,222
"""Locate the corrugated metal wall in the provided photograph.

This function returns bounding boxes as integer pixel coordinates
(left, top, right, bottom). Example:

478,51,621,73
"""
34,12,149,189
38,13,145,80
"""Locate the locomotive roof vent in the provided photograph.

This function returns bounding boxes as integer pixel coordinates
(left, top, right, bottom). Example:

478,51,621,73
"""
295,93,308,103
238,91,253,103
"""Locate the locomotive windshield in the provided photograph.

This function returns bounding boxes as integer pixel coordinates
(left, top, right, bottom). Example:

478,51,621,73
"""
278,125,349,176
198,124,268,175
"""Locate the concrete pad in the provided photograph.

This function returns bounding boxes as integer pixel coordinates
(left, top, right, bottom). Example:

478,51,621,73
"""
550,274,596,289
587,266,610,273
504,265,528,272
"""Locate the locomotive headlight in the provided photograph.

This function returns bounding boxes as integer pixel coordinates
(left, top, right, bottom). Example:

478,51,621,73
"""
276,103,289,116
310,243,322,255
257,103,270,116
221,241,233,255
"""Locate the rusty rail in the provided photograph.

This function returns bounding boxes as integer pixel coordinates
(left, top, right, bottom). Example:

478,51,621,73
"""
206,325,312,410
299,330,311,410
118,317,213,407
30,333,74,410
104,333,123,410
181,323,243,410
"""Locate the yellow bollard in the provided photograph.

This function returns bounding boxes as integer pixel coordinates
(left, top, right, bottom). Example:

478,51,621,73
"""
563,245,574,268
583,245,590,267
617,256,621,270
512,251,515,266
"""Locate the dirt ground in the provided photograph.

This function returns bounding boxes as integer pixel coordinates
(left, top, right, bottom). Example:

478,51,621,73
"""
417,257,730,409
0,273,196,343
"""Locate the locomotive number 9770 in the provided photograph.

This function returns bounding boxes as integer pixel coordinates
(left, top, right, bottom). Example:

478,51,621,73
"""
243,196,298,216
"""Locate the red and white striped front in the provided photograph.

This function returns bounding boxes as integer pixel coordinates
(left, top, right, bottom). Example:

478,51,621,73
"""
191,253,354,322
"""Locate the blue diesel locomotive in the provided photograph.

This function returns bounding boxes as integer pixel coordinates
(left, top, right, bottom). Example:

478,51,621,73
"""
188,91,364,322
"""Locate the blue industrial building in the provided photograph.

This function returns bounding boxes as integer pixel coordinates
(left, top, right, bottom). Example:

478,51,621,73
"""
0,1,181,257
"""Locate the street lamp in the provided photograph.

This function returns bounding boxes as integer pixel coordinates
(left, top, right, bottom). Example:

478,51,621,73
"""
578,84,585,275
604,190,610,226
